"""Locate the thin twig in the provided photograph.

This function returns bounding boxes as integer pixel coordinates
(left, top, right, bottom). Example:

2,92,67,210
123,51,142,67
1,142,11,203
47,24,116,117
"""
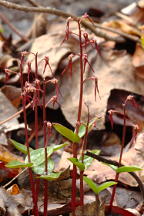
3,168,28,188
86,151,144,202
24,0,40,7
0,101,32,126
0,12,28,41
0,0,126,43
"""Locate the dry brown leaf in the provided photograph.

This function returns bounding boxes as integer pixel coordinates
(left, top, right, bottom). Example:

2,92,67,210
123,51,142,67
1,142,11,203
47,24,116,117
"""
57,50,141,127
85,159,137,187
121,1,144,25
25,21,86,78
0,144,23,163
1,85,21,108
7,184,20,195
132,44,144,67
0,91,24,133
132,44,144,83
103,20,141,36
27,14,48,39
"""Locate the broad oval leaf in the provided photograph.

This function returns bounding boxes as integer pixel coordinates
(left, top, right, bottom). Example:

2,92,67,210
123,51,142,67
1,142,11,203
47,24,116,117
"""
6,160,33,168
32,158,54,175
10,139,33,154
68,157,85,171
116,166,142,173
53,123,80,143
25,146,54,166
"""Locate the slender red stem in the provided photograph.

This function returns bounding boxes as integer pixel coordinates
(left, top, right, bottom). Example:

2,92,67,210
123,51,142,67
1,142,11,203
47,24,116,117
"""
80,107,89,206
71,19,84,215
109,105,126,209
20,54,24,90
43,80,49,216
23,94,39,216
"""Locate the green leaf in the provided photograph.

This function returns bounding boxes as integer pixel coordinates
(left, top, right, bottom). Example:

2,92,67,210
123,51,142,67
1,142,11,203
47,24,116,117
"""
96,181,117,194
0,27,4,33
84,176,117,195
68,157,85,171
78,124,86,138
32,158,54,175
25,146,54,166
116,166,142,173
106,164,118,171
77,118,97,138
88,118,96,131
6,160,33,168
39,172,62,181
53,142,69,151
84,176,99,194
53,123,80,143
10,139,33,154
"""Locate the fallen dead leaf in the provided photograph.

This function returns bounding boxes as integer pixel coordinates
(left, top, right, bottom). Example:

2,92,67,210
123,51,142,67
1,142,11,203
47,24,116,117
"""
0,91,24,133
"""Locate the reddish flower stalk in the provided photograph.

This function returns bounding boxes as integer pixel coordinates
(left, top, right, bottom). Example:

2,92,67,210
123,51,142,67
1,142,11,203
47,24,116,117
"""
71,19,84,215
33,53,41,209
22,93,39,216
109,105,126,209
20,53,39,215
80,105,90,206
43,80,48,216
109,95,136,209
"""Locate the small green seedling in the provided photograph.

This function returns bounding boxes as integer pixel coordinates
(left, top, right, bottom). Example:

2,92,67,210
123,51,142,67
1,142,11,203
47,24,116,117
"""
83,176,117,195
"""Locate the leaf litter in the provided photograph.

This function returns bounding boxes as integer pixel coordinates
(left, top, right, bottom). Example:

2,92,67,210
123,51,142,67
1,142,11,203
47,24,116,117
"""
0,0,144,215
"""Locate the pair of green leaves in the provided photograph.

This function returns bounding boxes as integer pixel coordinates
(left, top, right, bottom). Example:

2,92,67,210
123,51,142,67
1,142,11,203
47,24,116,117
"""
6,139,68,180
107,164,142,173
83,165,142,196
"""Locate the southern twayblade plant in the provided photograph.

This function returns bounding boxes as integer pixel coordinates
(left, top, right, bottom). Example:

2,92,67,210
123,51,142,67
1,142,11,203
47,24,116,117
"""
108,95,140,210
58,15,100,215
8,52,64,216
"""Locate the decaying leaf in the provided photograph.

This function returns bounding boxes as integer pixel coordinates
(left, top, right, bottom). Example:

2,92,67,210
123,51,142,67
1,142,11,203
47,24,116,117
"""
0,187,21,216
